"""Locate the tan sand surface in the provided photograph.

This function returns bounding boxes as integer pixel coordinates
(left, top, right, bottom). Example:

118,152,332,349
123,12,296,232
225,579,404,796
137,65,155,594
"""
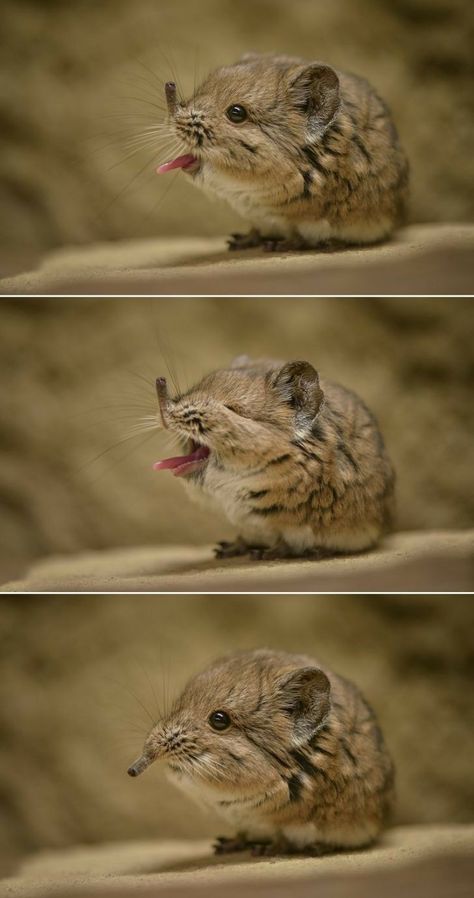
1,225,473,295
2,529,472,593
2,825,473,898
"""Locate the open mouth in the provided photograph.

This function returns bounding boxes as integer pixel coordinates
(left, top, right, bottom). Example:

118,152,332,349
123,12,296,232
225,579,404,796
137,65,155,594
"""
153,441,210,478
156,154,201,176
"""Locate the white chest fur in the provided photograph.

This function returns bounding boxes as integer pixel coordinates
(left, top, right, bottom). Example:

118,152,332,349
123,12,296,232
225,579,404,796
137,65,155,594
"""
194,165,291,237
167,767,272,829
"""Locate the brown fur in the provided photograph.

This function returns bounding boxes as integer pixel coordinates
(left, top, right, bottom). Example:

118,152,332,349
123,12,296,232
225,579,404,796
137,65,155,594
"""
155,356,395,559
128,650,394,855
165,53,409,249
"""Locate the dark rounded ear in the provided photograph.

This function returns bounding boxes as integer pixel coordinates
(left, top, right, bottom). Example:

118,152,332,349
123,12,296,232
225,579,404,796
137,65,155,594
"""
289,63,340,128
280,667,331,735
272,361,324,420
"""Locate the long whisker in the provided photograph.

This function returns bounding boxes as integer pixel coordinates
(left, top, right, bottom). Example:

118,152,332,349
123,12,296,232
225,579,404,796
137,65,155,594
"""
119,682,157,727
125,73,168,108
98,147,164,215
141,53,185,103
151,327,181,397
80,429,160,486
101,137,175,165
117,94,166,115
116,128,174,147
122,424,160,438
136,58,169,91
103,139,165,174
76,427,159,473
126,370,155,389
138,169,181,226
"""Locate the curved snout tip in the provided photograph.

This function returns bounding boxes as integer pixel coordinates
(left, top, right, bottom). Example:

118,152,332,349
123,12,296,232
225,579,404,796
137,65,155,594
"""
165,82,177,115
127,754,152,778
155,378,170,429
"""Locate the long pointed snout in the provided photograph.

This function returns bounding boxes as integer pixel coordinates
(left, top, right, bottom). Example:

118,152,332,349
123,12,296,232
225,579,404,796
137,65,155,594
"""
127,753,154,778
156,377,169,429
165,81,177,116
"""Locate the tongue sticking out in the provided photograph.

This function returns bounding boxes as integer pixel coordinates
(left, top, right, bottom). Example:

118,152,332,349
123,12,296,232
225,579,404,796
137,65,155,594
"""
156,154,198,174
153,445,210,477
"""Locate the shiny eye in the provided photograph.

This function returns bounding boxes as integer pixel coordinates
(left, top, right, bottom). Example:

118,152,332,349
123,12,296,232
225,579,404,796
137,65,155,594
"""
208,710,231,731
226,104,247,124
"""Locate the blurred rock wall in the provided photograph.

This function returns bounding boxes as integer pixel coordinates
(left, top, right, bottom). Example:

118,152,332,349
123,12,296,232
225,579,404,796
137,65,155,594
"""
0,298,472,581
1,0,473,263
0,594,472,874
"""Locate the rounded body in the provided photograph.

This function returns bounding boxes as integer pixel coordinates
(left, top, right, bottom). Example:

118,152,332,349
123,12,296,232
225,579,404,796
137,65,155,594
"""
129,650,395,854
190,376,395,556
164,54,409,248
205,654,395,851
154,357,395,558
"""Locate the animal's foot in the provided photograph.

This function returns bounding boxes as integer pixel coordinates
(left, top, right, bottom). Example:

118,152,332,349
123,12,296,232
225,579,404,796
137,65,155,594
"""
310,238,347,253
216,541,332,562
214,833,336,858
227,229,263,251
262,237,348,254
251,839,337,857
248,544,331,561
262,236,310,253
250,841,281,857
214,835,254,855
248,544,295,561
214,539,254,559
299,841,338,857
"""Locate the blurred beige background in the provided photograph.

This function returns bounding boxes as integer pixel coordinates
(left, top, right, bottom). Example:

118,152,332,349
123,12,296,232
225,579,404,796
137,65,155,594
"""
0,297,472,583
0,594,472,876
1,0,473,272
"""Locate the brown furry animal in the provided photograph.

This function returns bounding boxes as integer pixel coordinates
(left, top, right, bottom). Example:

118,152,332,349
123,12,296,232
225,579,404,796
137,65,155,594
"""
153,356,395,560
158,53,409,250
128,649,395,856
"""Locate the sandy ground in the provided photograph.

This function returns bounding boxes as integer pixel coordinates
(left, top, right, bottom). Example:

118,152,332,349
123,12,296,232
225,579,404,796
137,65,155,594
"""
2,825,473,898
1,224,473,295
2,529,472,592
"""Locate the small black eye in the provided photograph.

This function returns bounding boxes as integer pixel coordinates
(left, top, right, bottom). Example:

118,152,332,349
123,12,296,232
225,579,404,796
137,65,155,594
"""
209,710,231,731
226,104,247,124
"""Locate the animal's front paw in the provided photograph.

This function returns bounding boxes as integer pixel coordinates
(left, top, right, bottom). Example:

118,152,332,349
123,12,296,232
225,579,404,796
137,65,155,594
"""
214,835,253,854
215,540,299,561
214,835,276,856
249,545,333,561
227,229,263,251
251,839,336,857
214,540,252,559
262,237,310,253
249,838,296,857
248,544,294,561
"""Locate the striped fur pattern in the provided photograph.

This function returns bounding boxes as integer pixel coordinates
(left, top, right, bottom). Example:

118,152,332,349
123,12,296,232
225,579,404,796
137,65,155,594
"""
158,357,395,559
167,53,409,248
130,650,394,855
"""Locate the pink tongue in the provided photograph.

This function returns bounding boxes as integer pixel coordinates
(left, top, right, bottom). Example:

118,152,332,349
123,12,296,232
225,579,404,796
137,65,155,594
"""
153,445,210,477
156,154,197,174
